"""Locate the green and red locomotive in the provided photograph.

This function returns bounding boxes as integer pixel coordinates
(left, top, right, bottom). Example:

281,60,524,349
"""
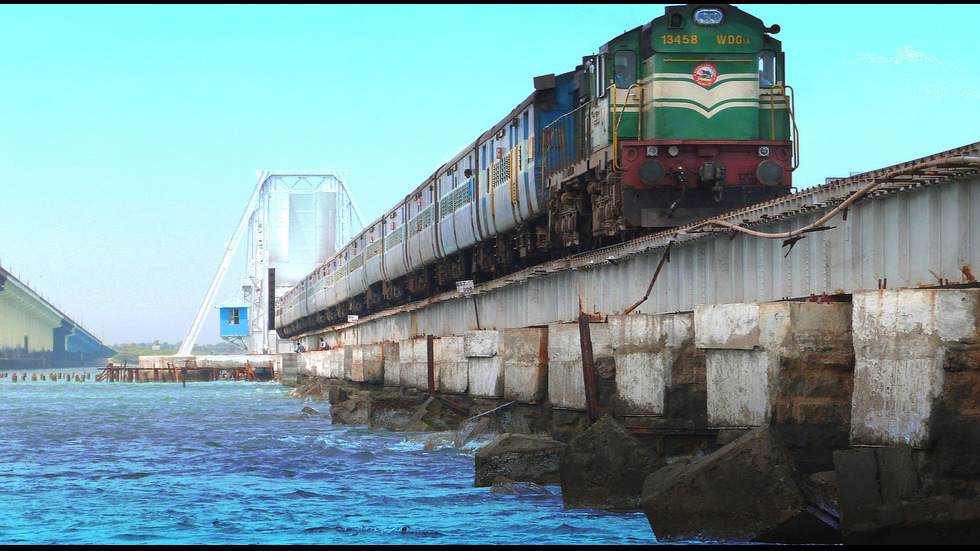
544,3,796,247
277,4,796,336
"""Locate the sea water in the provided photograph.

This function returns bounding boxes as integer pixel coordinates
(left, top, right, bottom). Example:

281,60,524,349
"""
0,368,666,545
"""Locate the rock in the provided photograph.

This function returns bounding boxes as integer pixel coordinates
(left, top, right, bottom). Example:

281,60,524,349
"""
404,432,456,451
474,433,567,487
330,390,369,425
489,475,554,496
368,395,426,431
285,379,327,401
641,425,838,543
283,405,325,421
559,414,666,510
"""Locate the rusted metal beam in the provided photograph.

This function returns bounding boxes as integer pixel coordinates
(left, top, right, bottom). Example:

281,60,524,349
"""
579,312,599,427
625,426,719,436
427,334,435,395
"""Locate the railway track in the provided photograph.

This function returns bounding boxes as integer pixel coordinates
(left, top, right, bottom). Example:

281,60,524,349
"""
297,141,980,337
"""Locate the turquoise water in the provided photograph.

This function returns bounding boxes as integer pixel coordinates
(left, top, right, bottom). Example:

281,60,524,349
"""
0,368,663,545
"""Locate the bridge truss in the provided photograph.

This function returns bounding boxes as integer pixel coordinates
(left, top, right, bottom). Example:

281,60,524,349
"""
178,170,364,356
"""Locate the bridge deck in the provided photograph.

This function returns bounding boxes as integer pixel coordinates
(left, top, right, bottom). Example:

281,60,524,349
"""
305,141,980,345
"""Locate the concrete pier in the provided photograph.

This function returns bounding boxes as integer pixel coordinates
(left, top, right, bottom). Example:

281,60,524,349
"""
279,287,980,543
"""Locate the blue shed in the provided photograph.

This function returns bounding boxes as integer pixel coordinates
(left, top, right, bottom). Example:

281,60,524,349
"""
217,298,249,338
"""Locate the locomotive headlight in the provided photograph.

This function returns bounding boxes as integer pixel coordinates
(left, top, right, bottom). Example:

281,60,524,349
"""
693,8,724,26
638,160,665,185
646,146,658,157
757,160,783,186
667,146,679,157
758,146,770,157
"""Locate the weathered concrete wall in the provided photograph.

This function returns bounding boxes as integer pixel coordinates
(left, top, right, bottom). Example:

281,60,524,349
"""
502,327,548,403
696,301,853,438
547,322,612,410
851,289,977,448
466,330,504,398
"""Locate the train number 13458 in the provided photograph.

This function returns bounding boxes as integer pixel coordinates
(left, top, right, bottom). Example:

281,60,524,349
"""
661,34,698,45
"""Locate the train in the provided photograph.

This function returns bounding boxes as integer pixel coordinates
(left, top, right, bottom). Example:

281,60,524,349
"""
276,3,797,338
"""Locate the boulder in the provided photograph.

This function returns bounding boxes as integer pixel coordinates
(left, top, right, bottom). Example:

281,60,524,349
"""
474,433,567,487
559,414,665,510
641,426,838,543
285,379,327,401
330,390,370,425
368,395,426,431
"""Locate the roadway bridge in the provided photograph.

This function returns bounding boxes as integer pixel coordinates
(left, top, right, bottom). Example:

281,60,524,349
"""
0,264,114,369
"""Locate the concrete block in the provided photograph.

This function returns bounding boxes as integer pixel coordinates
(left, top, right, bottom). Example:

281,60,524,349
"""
356,343,384,384
307,350,327,378
641,426,832,543
398,338,427,391
502,327,548,403
547,322,611,410
382,341,400,387
343,346,354,381
469,356,504,398
850,289,976,447
609,313,693,415
695,303,760,350
465,330,499,357
436,335,467,394
347,345,364,383
474,433,567,487
707,348,776,428
700,301,853,429
326,348,345,379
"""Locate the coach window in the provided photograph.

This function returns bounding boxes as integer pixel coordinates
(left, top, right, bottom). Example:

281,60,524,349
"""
613,50,636,88
758,51,776,87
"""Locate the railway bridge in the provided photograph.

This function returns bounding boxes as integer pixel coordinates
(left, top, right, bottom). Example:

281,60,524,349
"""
277,141,980,541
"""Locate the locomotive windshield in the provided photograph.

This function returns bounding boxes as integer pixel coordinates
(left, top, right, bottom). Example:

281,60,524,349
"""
613,50,636,88
759,50,777,87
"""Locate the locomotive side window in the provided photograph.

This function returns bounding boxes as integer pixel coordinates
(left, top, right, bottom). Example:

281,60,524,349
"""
759,51,777,87
613,50,636,88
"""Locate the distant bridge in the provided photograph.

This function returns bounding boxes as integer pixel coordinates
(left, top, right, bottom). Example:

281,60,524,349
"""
0,264,114,369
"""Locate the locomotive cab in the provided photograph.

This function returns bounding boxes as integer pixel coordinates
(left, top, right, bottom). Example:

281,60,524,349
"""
617,3,797,227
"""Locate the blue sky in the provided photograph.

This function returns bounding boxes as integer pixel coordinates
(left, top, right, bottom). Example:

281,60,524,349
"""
1,4,977,345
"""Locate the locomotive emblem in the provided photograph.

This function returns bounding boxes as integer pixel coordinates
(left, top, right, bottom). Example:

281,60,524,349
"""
693,63,718,87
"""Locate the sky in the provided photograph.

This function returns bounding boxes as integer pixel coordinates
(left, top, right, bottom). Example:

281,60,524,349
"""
1,4,978,346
